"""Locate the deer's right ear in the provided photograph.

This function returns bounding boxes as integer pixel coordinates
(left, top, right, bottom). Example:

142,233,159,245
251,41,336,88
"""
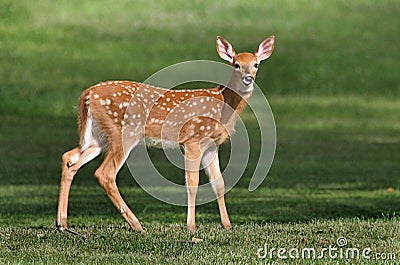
216,36,236,63
255,35,275,61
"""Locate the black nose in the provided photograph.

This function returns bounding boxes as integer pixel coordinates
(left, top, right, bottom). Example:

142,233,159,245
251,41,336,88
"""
242,75,254,85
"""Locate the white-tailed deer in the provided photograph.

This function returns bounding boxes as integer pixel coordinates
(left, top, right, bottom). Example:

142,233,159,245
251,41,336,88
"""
57,35,275,234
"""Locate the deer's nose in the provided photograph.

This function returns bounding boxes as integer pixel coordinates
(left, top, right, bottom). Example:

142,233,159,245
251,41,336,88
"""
242,74,254,86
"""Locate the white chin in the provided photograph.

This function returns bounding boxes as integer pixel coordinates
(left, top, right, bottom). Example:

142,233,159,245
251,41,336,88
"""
241,83,254,93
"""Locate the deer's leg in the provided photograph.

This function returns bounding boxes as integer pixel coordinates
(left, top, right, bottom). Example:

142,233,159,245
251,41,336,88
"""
57,143,102,230
202,145,231,229
184,142,202,231
94,140,145,234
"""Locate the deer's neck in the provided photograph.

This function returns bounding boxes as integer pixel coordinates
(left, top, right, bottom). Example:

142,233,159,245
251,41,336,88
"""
219,82,252,134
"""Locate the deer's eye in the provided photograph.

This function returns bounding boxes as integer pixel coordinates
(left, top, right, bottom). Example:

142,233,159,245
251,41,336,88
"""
234,63,240,69
254,63,259,68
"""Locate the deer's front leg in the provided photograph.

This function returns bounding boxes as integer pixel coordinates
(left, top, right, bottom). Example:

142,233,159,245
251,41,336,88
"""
202,145,231,229
186,169,199,231
184,142,202,231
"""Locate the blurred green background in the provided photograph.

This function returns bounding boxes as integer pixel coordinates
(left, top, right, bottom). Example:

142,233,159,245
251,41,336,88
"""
1,0,398,116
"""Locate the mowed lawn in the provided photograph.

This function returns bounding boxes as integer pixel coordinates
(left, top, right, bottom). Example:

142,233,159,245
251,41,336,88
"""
0,1,399,264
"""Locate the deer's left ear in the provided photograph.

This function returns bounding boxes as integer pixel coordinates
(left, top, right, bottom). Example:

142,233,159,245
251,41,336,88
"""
255,35,275,61
216,36,236,63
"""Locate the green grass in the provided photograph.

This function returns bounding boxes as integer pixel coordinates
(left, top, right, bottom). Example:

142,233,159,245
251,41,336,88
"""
0,0,399,264
1,102,399,264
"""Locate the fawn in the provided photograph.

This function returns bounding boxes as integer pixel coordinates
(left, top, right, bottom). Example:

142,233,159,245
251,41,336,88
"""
57,35,275,234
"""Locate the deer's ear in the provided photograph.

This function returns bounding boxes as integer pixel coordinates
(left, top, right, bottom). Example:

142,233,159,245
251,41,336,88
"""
255,35,275,61
216,36,236,63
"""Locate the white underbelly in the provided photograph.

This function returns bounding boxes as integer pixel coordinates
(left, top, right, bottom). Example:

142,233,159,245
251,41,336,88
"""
143,136,180,149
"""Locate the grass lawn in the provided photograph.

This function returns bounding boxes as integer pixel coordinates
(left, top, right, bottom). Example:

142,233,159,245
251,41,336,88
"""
0,0,399,264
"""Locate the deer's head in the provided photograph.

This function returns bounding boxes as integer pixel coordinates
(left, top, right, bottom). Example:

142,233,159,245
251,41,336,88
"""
216,35,275,93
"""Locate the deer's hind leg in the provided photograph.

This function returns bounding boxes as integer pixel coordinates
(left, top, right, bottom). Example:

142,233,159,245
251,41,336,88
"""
94,136,145,233
57,142,102,230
